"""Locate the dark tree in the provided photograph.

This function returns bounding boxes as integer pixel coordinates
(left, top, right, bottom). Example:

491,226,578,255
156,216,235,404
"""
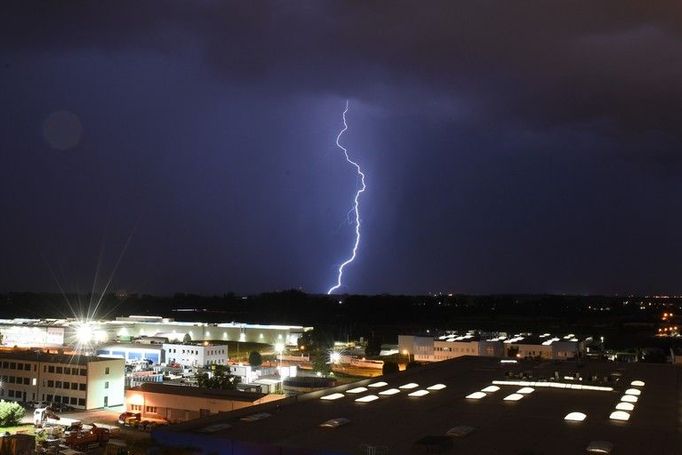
197,365,240,390
248,351,262,367
365,335,382,357
382,361,399,375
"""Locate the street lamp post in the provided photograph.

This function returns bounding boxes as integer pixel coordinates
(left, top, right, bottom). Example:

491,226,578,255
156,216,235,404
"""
275,343,284,393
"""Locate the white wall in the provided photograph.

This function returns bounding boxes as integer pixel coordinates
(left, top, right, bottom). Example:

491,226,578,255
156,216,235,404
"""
86,358,124,409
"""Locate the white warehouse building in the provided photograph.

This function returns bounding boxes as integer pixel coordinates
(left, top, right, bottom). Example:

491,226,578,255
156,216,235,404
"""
0,316,312,349
164,342,228,368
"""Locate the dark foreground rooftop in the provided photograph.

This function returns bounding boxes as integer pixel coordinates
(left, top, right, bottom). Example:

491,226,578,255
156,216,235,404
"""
154,356,682,455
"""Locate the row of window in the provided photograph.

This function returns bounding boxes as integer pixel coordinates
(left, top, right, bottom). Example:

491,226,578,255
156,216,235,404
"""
435,346,476,353
167,348,200,355
0,362,35,371
44,365,87,376
44,394,86,407
44,380,86,391
206,349,226,356
1,376,32,385
129,404,157,413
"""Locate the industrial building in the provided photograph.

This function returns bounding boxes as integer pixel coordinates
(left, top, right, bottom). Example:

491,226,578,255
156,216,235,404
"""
399,332,585,362
0,351,124,409
164,341,228,367
96,342,165,364
125,382,283,423
153,356,681,454
0,316,312,349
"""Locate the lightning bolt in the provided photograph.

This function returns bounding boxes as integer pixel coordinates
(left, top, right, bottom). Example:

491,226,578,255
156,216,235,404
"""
327,100,366,295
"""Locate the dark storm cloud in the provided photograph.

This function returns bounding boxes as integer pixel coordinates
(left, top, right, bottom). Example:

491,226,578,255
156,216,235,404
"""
3,1,682,295
5,1,682,137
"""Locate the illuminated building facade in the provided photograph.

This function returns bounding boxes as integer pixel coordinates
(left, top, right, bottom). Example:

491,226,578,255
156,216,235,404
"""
0,351,124,409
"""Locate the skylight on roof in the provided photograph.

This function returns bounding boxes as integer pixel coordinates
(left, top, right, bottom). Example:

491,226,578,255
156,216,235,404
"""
368,381,388,388
399,383,419,389
620,395,638,403
408,390,430,397
630,380,645,387
503,393,524,401
615,402,634,411
427,384,446,391
321,393,344,401
564,412,586,422
609,410,630,421
346,387,368,394
624,388,641,396
465,392,486,400
355,395,379,403
481,385,500,393
492,380,612,392
379,388,400,396
516,387,534,394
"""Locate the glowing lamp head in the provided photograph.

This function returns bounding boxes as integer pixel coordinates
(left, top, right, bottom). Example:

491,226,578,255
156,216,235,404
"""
275,343,285,354
330,351,341,364
76,322,95,344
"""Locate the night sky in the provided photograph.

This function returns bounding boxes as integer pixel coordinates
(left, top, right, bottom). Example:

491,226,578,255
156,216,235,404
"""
2,2,682,295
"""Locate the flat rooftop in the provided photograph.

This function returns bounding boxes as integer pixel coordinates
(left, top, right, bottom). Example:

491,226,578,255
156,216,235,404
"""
155,356,682,454
0,349,119,365
132,383,265,402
